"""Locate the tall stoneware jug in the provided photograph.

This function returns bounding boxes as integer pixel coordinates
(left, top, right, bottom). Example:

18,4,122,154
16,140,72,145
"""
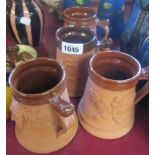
9,58,78,153
56,26,112,97
7,0,44,47
63,6,110,39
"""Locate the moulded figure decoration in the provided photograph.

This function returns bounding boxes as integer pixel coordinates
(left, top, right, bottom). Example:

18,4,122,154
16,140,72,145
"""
78,79,136,138
7,0,44,47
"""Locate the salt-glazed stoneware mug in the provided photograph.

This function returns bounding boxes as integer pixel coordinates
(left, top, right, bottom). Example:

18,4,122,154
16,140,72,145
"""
56,25,112,97
9,58,78,153
64,6,109,41
78,51,149,139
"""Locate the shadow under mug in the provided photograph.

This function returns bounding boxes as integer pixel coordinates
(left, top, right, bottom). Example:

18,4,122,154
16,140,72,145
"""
64,6,110,42
78,51,149,139
9,58,78,153
56,25,112,97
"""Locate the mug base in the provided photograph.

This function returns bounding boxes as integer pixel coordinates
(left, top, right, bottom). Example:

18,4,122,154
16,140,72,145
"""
15,119,78,153
77,105,134,139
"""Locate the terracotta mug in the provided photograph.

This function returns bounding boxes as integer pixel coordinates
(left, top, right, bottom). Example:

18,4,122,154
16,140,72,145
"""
64,6,110,42
56,25,112,97
77,51,149,139
9,58,78,153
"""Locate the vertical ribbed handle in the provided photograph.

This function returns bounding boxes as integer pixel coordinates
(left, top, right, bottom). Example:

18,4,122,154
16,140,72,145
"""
49,93,75,117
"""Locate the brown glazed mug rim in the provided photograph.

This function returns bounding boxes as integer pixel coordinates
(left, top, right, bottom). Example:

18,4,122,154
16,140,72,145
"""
89,51,142,90
64,6,96,21
56,25,96,53
9,58,66,103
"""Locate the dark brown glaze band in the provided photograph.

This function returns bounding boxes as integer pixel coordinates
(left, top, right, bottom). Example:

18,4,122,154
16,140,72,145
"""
64,6,96,23
9,58,66,105
89,51,142,90
56,25,97,53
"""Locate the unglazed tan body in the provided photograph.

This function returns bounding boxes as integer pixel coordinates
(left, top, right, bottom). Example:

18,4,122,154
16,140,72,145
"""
78,77,135,139
78,51,149,139
11,88,78,153
9,58,78,153
56,48,95,97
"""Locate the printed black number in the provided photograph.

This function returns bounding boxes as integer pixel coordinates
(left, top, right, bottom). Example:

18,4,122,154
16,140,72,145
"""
64,45,79,53
74,47,79,53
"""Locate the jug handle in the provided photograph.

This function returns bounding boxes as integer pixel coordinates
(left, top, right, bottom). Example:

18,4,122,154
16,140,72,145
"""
135,66,149,104
96,18,109,41
96,19,113,51
49,93,75,117
96,37,113,51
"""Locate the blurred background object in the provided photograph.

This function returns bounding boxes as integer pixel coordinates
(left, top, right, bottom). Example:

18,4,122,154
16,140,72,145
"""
6,0,44,47
6,44,37,83
41,0,64,20
63,0,91,10
40,0,92,20
97,0,125,39
121,0,149,67
6,85,12,120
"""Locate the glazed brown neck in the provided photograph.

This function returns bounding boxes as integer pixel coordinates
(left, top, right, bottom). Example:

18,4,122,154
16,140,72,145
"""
9,58,66,105
64,6,96,22
89,51,141,90
56,26,96,53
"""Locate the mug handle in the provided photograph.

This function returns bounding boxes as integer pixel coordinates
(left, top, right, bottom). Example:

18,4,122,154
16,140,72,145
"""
49,93,75,137
49,93,75,117
135,67,149,104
